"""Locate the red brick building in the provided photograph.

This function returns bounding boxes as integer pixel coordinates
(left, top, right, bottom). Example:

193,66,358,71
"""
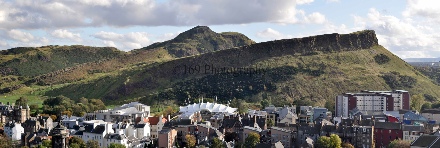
373,122,403,148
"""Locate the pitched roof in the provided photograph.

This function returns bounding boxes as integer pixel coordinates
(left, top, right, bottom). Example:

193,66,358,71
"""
402,125,424,132
374,122,401,130
411,135,440,147
421,109,440,114
148,117,160,125
91,125,106,134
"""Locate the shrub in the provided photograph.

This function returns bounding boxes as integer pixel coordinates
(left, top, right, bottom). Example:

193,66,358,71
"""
374,54,391,64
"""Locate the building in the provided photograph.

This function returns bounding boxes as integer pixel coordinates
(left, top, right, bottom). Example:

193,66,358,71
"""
271,126,294,148
402,125,424,142
84,102,150,124
158,128,177,148
410,134,440,148
3,121,24,141
241,126,262,143
351,126,374,148
178,102,237,122
49,123,69,148
374,122,403,148
335,90,410,117
148,115,167,138
278,106,297,125
0,102,30,123
421,109,440,124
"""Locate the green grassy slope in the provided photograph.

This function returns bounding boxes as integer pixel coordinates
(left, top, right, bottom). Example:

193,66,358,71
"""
44,30,440,106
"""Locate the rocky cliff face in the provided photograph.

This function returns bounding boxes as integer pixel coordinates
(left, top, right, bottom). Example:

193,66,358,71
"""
150,30,379,78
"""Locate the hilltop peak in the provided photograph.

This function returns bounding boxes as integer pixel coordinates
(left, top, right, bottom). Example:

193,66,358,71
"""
141,26,255,57
173,26,216,41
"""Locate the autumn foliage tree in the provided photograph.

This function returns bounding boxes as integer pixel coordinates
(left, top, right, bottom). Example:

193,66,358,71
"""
244,132,260,148
185,134,196,148
316,134,342,148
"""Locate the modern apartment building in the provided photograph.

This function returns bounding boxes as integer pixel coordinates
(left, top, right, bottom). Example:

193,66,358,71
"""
335,90,410,117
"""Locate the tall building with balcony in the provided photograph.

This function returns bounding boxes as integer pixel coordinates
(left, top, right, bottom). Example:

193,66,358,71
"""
335,90,410,117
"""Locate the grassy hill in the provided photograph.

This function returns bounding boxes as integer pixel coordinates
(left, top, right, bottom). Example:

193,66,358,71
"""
43,30,440,107
139,26,255,57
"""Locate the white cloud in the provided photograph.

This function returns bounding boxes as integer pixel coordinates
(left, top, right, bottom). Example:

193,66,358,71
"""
297,0,314,5
305,12,326,24
403,0,440,23
352,8,440,58
155,33,178,42
0,40,7,46
0,0,325,29
7,29,34,42
93,31,151,50
51,29,82,42
326,0,340,3
256,28,293,40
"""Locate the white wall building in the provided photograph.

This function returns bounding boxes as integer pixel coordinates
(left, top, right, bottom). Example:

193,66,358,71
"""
3,121,24,141
85,102,150,124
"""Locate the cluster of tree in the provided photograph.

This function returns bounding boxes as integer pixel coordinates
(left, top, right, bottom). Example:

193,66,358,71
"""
0,134,13,148
234,132,260,148
414,66,440,85
42,96,106,117
374,54,391,64
142,65,326,106
381,71,417,89
316,134,342,148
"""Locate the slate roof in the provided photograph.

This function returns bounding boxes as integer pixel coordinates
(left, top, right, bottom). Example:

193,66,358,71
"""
83,123,94,132
374,122,401,130
91,125,106,134
422,109,440,114
255,143,271,148
135,124,146,128
403,111,428,121
105,133,126,140
402,125,424,132
411,135,440,147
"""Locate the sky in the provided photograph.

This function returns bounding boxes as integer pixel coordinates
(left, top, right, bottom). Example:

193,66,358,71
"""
0,0,439,59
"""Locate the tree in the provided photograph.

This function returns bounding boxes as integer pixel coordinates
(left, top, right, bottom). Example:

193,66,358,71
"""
422,102,432,111
267,119,274,128
15,97,28,106
162,106,176,116
234,142,244,148
50,115,57,121
30,104,39,111
316,134,342,148
86,140,99,148
260,99,270,109
411,94,424,112
211,137,224,148
325,100,335,114
424,94,438,102
244,132,260,148
341,142,354,148
109,143,126,148
233,99,248,114
388,139,410,148
185,134,196,148
0,134,13,148
70,143,81,148
69,136,86,148
42,140,52,148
